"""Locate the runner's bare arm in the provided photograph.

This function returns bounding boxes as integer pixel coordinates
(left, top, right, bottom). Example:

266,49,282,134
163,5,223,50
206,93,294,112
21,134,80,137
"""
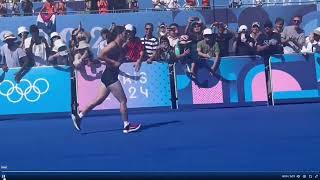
98,42,120,67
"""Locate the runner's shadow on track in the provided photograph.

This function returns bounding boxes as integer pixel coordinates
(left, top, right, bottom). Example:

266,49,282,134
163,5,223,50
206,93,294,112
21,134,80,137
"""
81,120,181,135
141,120,181,131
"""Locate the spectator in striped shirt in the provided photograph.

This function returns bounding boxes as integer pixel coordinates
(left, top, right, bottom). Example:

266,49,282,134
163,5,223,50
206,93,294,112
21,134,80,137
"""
141,23,159,61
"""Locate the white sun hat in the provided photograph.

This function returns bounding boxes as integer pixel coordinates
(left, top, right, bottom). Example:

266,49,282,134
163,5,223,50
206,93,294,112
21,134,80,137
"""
17,26,29,35
125,24,134,31
238,25,248,32
3,32,17,42
52,39,67,52
203,28,213,35
75,40,90,50
50,32,60,39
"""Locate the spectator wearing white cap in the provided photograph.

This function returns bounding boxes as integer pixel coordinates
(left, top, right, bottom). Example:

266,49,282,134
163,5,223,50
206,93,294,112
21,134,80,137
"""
50,32,61,48
0,32,32,82
234,25,256,56
73,40,93,68
301,27,320,54
157,22,168,40
17,26,29,50
48,39,69,65
123,24,144,72
250,21,262,46
312,27,320,53
238,25,247,33
197,28,221,74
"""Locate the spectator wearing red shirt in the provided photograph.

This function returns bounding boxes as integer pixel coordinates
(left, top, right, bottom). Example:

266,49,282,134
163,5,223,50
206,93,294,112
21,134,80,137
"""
97,0,109,14
43,0,56,15
202,0,210,9
123,24,144,72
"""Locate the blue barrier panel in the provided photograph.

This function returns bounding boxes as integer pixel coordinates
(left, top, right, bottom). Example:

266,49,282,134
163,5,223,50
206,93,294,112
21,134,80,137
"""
314,53,320,84
0,16,37,43
270,54,320,103
76,62,171,110
0,66,71,115
175,56,268,107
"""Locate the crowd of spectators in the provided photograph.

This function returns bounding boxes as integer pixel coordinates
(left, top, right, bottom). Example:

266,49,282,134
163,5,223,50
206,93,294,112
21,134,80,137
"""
0,0,67,16
1,14,320,84
1,0,318,17
0,0,218,17
152,0,210,10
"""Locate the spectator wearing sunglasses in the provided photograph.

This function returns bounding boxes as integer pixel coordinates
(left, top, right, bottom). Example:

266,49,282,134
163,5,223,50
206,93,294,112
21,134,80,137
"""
141,23,159,60
212,21,235,57
167,23,180,48
157,22,168,40
281,15,305,54
185,17,205,44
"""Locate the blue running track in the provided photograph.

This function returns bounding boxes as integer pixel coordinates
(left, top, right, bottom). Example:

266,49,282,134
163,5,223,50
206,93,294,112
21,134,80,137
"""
0,103,319,176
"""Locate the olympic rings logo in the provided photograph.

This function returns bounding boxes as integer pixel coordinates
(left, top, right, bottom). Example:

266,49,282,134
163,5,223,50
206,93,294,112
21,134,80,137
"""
0,78,50,103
